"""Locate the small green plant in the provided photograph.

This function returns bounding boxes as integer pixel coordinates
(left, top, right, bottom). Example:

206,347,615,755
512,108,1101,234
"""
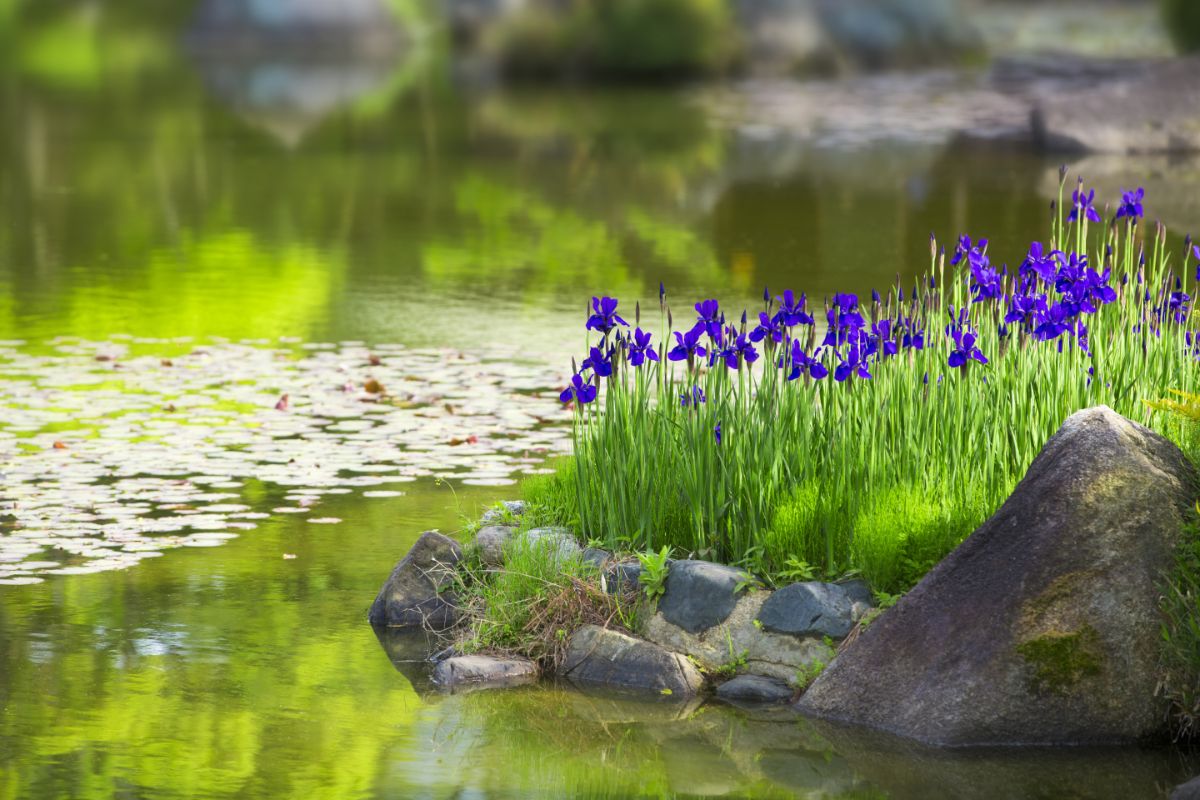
734,571,762,594
795,658,827,692
777,556,818,583
637,545,672,602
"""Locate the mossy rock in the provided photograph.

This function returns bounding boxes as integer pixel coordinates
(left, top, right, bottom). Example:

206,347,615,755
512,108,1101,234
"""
798,407,1198,745
1017,626,1102,695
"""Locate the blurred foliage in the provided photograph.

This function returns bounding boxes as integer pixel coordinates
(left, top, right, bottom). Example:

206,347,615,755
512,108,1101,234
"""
1162,0,1200,52
490,0,741,80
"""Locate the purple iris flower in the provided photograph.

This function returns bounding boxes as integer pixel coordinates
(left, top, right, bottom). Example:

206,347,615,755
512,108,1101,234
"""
948,326,988,368
680,385,706,407
749,311,787,345
1187,332,1200,361
667,324,708,362
866,319,899,358
582,346,614,378
1116,187,1145,220
894,315,925,350
968,251,1003,303
773,290,815,327
1020,242,1059,283
1032,302,1075,342
1005,291,1047,328
823,295,866,347
627,328,659,367
951,235,987,267
786,340,828,381
586,296,629,334
833,340,871,382
719,331,759,369
714,422,722,444
1170,290,1191,324
559,373,597,404
694,299,722,338
1068,184,1101,224
1193,244,1200,282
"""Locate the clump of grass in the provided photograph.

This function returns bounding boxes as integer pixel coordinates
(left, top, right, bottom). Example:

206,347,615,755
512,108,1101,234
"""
454,530,639,671
518,460,581,531
851,484,988,592
556,174,1200,593
1160,508,1200,738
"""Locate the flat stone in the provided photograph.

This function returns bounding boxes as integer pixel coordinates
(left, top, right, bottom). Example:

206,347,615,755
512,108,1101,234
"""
758,582,854,639
432,655,539,692
367,531,462,629
658,560,745,634
560,625,705,697
475,525,516,566
715,674,794,705
798,406,1199,746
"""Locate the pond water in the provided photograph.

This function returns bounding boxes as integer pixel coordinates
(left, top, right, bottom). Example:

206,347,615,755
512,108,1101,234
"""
2,9,1200,799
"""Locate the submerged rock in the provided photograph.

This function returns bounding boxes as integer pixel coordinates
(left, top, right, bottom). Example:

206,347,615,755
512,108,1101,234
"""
659,560,746,634
432,655,539,692
367,531,463,629
797,406,1199,745
561,625,705,697
758,582,855,639
716,674,795,705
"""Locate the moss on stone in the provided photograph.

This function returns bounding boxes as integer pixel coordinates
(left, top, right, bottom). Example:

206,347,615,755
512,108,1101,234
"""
1016,625,1103,694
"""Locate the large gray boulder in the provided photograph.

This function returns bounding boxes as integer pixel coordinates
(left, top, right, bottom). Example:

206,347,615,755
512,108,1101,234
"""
367,531,463,629
797,406,1199,745
1032,56,1200,153
659,560,746,634
561,625,705,697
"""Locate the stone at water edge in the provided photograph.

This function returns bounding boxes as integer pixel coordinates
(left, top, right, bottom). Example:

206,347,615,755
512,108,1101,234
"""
367,531,463,629
475,525,516,566
560,625,706,697
796,406,1199,746
715,674,794,705
658,560,746,634
432,655,539,692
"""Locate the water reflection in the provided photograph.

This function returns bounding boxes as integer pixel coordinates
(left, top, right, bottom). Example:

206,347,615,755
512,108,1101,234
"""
185,0,405,147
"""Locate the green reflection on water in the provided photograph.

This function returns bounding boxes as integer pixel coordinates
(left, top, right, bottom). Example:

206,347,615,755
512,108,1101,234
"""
2,6,1200,798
